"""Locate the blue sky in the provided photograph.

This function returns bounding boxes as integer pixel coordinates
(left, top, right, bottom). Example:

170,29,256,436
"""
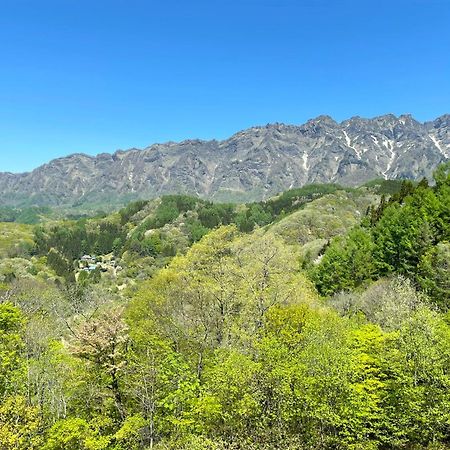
1,0,449,173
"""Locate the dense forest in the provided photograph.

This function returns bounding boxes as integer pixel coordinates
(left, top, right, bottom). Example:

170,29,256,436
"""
0,164,449,449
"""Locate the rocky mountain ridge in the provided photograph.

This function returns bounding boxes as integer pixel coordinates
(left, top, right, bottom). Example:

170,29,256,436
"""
1,113,449,207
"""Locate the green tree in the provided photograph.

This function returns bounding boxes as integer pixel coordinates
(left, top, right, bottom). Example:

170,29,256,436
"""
313,227,375,296
0,396,43,449
43,417,112,450
372,203,433,277
0,303,26,397
47,248,75,282
417,242,450,310
70,308,129,421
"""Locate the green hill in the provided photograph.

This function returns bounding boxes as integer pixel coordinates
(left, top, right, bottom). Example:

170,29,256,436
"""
0,168,449,449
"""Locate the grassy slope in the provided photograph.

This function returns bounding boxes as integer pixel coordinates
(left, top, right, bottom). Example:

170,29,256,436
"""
0,222,34,258
266,188,379,261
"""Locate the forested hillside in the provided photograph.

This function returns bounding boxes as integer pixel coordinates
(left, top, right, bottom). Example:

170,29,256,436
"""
0,165,449,449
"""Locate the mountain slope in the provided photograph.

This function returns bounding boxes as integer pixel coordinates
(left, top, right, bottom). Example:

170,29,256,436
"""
1,114,449,207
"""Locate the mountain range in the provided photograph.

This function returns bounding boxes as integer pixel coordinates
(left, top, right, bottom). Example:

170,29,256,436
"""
1,113,449,207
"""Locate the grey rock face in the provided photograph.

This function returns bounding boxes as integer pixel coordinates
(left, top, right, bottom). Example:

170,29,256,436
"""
0,114,448,206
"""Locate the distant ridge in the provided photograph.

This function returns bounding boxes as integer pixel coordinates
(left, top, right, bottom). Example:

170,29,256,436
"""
0,114,449,207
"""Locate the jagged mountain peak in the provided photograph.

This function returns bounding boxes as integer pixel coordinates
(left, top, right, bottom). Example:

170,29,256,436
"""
431,114,450,128
0,113,448,207
307,115,338,125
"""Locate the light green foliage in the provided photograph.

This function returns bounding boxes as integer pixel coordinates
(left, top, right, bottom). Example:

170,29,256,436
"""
254,305,352,447
0,303,26,397
43,417,113,450
331,276,423,330
197,350,262,435
154,434,228,450
0,176,449,449
0,307,42,448
43,414,147,450
433,160,450,187
0,395,43,449
113,415,147,449
131,226,316,356
0,257,34,283
0,222,34,258
268,189,378,246
392,308,450,444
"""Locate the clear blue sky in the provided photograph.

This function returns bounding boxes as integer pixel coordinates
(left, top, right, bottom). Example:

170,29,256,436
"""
1,0,449,173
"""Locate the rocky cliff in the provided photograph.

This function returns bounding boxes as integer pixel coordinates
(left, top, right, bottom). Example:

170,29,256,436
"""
1,114,449,206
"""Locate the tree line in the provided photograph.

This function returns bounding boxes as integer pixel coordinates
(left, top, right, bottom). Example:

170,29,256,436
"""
312,163,450,310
